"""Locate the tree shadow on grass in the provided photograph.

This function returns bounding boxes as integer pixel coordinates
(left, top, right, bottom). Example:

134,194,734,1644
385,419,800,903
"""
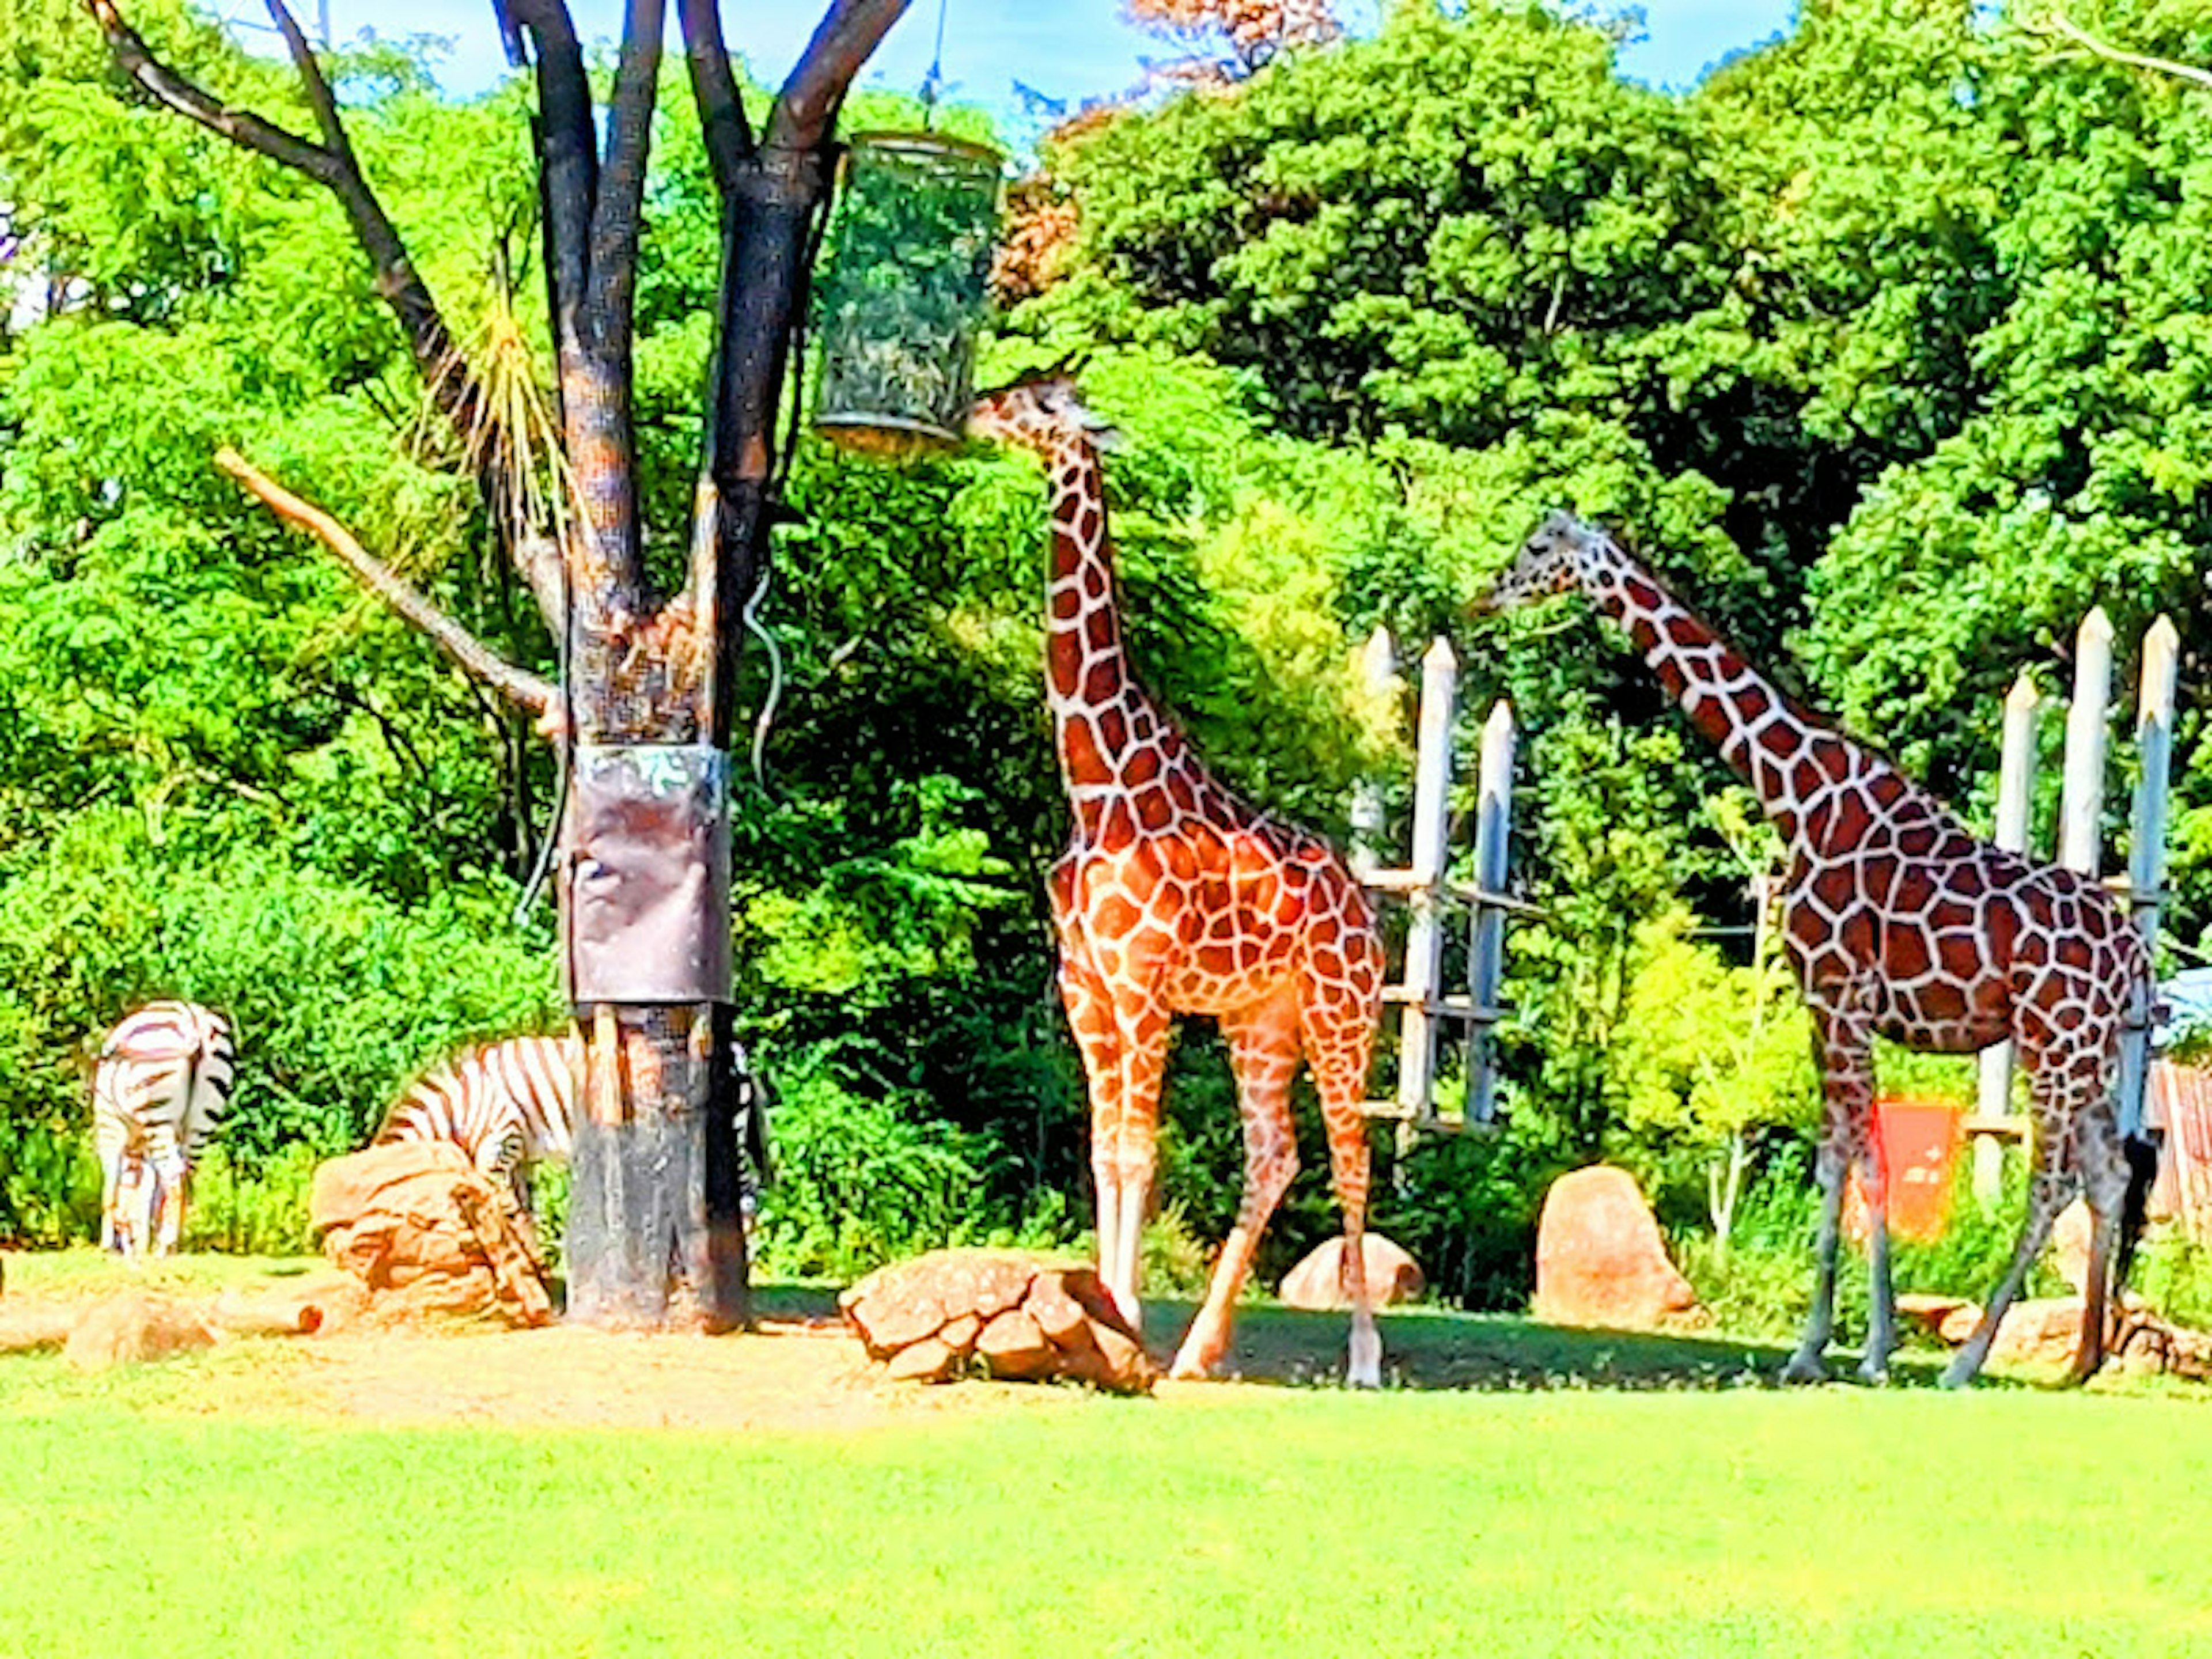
746,1281,2010,1393
1147,1301,1982,1393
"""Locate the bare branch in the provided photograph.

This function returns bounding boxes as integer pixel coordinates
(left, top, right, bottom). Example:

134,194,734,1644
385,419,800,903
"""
86,0,334,178
217,448,560,722
586,0,665,342
84,2,481,447
679,0,755,203
768,0,911,153
503,0,597,359
2022,9,2212,92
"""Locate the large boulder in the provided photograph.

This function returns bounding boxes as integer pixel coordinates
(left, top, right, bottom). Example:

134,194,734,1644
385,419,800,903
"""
1532,1165,1700,1331
64,1292,216,1370
310,1143,553,1327
840,1248,1154,1393
1278,1234,1426,1310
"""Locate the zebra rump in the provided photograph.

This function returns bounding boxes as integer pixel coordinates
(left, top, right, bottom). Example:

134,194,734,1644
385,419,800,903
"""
92,1000,237,1256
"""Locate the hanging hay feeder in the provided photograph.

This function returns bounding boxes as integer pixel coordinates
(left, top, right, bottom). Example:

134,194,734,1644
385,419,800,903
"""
813,130,1003,459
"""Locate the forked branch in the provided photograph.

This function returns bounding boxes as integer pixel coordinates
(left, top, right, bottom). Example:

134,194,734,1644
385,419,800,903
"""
217,449,559,723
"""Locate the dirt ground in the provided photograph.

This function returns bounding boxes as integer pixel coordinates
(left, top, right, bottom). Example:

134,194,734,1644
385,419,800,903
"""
2,1268,1125,1432
2,1252,1877,1429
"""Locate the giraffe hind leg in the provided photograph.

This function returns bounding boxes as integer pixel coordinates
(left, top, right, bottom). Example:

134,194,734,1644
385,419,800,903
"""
1944,1054,2091,1388
1169,995,1301,1381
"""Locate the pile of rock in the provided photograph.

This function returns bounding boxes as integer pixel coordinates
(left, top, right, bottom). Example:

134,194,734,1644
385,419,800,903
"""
839,1248,1155,1393
310,1142,553,1327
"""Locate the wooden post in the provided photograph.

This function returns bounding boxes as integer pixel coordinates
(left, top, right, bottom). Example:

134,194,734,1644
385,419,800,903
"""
1464,699,1515,1126
1349,626,1395,882
2059,607,2114,875
1393,638,1458,1131
1974,671,2040,1205
2119,616,2179,1138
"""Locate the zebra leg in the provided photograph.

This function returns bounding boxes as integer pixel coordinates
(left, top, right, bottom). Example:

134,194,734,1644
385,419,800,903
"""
145,1128,189,1257
99,1146,126,1255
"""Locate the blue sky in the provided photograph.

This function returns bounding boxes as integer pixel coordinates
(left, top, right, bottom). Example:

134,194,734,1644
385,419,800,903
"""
287,0,1796,112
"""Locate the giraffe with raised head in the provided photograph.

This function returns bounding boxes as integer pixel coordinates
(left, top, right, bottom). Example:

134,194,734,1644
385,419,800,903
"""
968,378,1388,1385
1483,512,2158,1387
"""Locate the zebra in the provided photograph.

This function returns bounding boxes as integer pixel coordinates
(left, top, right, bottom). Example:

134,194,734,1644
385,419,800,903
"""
92,1001,237,1257
374,1031,773,1249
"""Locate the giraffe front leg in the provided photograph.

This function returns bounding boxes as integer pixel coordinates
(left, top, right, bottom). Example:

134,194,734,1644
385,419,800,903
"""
1784,997,1878,1386
1171,995,1301,1381
1057,932,1130,1325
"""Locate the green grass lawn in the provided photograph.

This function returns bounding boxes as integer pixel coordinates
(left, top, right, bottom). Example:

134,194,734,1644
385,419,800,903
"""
5,1257,2210,1657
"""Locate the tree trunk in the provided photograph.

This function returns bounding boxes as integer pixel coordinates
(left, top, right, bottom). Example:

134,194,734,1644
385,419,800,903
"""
92,0,914,1330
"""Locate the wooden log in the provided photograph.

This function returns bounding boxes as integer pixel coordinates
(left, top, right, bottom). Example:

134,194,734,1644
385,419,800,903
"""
209,1290,327,1338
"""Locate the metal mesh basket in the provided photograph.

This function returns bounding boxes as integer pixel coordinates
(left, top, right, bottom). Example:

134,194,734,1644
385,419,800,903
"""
813,130,1002,456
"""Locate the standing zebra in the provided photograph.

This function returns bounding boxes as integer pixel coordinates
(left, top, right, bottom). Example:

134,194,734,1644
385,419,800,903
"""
92,1001,237,1257
376,1032,773,1248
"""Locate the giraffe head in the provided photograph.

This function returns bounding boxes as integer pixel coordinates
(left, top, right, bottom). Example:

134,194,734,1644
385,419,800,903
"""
1474,510,1611,615
967,377,1124,458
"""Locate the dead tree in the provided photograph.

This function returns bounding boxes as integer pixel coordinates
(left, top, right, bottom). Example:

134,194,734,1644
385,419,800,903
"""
85,0,911,1328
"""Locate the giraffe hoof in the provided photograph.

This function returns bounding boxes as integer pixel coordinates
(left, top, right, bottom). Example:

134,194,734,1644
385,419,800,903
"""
1168,1339,1222,1381
1779,1355,1828,1387
1938,1359,1979,1391
1855,1359,1891,1388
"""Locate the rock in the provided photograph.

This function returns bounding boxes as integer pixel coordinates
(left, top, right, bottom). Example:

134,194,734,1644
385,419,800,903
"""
1986,1297,2093,1369
64,1293,216,1370
975,1309,1055,1380
1531,1165,1700,1331
840,1248,1154,1393
1897,1292,1975,1336
310,1143,553,1327
1278,1234,1425,1310
884,1336,960,1383
1938,1301,1988,1344
2048,1199,2094,1294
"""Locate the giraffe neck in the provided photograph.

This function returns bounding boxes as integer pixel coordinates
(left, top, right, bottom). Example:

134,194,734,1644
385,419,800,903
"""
1043,437,1162,805
1582,550,1893,847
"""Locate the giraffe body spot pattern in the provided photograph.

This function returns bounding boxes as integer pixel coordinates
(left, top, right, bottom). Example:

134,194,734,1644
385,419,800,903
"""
1486,513,2157,1388
973,380,1387,1387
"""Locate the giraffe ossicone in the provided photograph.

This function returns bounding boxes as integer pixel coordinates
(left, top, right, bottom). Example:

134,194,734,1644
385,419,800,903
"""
1487,513,2158,1388
969,377,1388,1387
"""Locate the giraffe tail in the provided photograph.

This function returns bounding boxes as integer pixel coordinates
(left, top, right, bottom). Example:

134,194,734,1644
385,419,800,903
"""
2115,1128,2164,1294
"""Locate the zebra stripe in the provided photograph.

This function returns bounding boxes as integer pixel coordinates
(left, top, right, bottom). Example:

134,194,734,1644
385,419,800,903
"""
376,1035,580,1219
376,1031,774,1225
92,1000,237,1257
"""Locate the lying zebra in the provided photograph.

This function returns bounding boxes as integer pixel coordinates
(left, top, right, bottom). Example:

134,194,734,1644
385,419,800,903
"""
374,1031,773,1253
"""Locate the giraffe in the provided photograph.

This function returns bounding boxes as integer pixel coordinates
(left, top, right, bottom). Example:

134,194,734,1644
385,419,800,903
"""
1482,512,2159,1387
968,378,1388,1385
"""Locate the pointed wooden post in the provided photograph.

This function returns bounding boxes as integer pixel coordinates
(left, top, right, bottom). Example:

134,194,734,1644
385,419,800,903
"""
1975,671,2040,1205
2119,616,2179,1138
1393,638,1457,1132
1464,699,1515,1126
2059,607,2114,875
1349,626,1396,882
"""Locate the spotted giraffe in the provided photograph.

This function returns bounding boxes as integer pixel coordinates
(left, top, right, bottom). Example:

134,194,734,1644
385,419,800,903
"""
968,378,1388,1385
1483,512,2157,1387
